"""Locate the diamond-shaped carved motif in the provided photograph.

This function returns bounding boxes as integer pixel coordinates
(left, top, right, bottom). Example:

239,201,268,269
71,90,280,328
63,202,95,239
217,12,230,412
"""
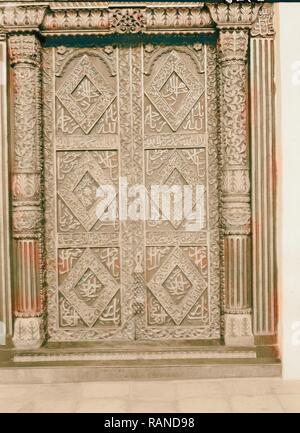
57,55,116,134
164,167,188,230
59,249,120,327
58,152,115,232
72,76,102,112
145,51,204,131
74,269,103,306
163,266,192,303
160,72,189,108
148,150,201,230
166,168,187,186
148,150,200,187
74,172,99,210
147,247,207,325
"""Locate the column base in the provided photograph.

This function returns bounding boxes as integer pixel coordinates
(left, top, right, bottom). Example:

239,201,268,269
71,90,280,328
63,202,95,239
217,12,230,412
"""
12,317,45,350
224,313,254,346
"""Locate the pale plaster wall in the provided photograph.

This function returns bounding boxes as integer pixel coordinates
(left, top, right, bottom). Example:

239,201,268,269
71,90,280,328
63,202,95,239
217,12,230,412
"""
276,3,300,379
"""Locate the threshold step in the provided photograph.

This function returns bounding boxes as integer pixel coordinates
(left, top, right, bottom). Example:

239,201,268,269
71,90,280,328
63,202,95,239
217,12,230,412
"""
13,347,257,363
0,360,281,383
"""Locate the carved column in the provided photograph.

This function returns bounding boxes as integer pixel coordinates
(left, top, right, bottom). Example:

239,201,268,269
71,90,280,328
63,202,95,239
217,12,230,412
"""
219,29,254,346
209,4,260,346
8,33,44,349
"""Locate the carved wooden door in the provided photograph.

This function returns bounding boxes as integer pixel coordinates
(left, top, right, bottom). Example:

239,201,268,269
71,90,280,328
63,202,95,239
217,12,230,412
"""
43,43,220,343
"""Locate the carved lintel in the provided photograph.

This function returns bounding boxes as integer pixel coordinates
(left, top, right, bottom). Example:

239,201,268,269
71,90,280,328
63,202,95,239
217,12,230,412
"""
41,3,214,34
12,317,45,350
42,6,110,33
0,6,46,33
0,3,263,35
208,3,261,29
145,4,213,31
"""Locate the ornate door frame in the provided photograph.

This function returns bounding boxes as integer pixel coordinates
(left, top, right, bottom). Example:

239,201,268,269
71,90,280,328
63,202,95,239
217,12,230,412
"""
0,1,277,352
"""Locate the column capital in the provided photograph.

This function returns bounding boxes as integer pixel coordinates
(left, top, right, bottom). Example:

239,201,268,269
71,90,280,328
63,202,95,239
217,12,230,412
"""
208,3,261,30
8,33,41,66
218,29,249,63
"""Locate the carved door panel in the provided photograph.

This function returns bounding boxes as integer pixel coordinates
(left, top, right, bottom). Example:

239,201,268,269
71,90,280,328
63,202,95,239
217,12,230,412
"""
44,46,136,342
134,44,220,340
43,43,220,343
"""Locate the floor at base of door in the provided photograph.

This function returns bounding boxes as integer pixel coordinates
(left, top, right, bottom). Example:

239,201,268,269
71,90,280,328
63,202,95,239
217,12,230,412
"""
0,378,299,413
